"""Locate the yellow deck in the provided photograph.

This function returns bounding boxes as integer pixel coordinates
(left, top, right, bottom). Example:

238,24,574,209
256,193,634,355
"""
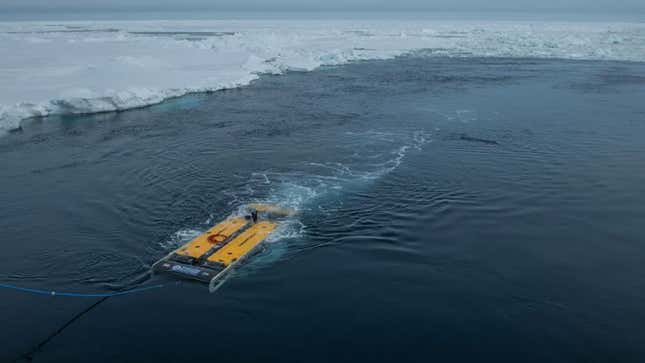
247,203,295,216
207,221,277,266
175,217,249,259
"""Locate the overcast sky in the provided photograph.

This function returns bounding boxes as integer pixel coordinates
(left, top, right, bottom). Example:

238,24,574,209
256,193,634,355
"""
2,0,644,13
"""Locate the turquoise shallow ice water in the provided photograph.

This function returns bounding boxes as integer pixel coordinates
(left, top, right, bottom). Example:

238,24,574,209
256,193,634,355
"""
1,56,645,362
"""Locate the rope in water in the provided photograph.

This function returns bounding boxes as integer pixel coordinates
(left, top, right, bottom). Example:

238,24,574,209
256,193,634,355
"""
0,283,164,297
2,281,165,361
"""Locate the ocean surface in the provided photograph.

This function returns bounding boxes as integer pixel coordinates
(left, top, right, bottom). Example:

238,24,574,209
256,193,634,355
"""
1,55,645,362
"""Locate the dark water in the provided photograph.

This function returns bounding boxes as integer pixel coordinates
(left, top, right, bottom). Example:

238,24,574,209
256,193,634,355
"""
1,57,645,362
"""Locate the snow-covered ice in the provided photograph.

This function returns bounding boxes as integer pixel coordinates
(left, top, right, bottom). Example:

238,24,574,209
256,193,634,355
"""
1,19,644,133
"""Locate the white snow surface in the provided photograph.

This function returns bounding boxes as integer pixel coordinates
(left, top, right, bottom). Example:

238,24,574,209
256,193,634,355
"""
1,19,644,132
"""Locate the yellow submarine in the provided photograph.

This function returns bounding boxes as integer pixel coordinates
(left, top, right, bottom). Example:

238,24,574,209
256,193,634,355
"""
153,204,293,291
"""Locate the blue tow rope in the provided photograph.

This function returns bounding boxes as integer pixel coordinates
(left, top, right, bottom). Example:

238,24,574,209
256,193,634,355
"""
0,283,164,297
3,281,165,361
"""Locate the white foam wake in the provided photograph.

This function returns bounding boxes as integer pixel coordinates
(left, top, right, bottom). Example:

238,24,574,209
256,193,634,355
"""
161,129,430,252
1,19,644,133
